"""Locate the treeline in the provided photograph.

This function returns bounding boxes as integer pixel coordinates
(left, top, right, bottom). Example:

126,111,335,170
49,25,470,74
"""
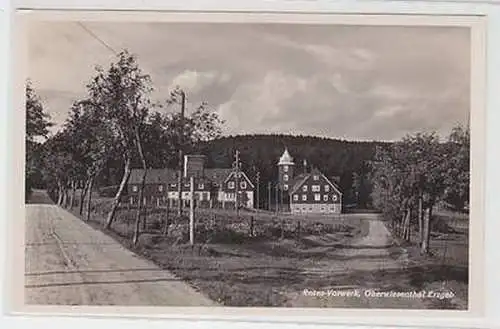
195,134,385,208
27,49,225,246
371,127,470,254
25,48,470,255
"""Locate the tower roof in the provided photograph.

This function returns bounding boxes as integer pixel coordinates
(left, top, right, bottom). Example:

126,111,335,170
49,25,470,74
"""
278,148,295,165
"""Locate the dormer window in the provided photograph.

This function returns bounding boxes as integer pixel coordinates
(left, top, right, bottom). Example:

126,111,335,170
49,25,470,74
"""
302,185,308,192
240,181,247,189
283,184,288,191
228,181,235,189
198,183,204,190
313,175,319,181
158,185,164,192
283,174,289,181
132,186,138,192
283,165,289,172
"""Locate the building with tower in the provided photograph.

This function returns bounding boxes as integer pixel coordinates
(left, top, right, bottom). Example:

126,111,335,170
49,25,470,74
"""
277,148,342,214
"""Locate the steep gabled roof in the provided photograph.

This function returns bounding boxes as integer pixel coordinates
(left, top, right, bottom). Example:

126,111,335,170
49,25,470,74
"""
128,168,178,184
204,168,233,185
288,168,343,195
289,173,311,194
224,171,255,189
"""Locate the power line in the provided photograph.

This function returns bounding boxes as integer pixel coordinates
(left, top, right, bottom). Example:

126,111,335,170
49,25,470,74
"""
76,22,117,55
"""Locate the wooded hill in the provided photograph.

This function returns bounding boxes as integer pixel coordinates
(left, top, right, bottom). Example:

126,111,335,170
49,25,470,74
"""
97,134,386,207
197,134,388,206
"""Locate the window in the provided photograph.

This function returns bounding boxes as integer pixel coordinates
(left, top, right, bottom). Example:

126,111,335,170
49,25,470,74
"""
332,194,338,202
283,174,289,181
293,194,299,201
184,182,190,187
240,181,247,189
198,183,204,190
302,194,307,201
283,165,289,172
132,185,138,192
182,192,189,198
171,183,177,188
325,185,330,192
313,175,319,181
302,185,308,192
283,184,288,191
158,185,164,192
228,181,235,189
204,192,210,200
323,195,329,201
314,194,321,201
312,185,320,192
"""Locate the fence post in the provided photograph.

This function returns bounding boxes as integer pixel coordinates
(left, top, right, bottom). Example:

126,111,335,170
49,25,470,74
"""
296,220,301,240
281,219,285,240
250,216,254,237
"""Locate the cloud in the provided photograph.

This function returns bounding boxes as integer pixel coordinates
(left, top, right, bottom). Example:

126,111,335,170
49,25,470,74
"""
168,70,231,94
28,21,470,141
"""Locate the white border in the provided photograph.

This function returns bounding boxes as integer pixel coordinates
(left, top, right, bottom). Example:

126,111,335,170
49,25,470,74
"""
2,1,500,329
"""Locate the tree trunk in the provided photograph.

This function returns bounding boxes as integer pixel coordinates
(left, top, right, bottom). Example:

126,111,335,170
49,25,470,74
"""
79,178,90,215
86,177,94,221
420,207,431,254
133,130,148,246
69,180,76,210
418,196,423,246
162,199,170,236
105,155,132,229
404,208,411,241
62,186,68,208
57,181,63,205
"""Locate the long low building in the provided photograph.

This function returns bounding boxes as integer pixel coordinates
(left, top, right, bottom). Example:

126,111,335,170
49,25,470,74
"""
126,155,255,209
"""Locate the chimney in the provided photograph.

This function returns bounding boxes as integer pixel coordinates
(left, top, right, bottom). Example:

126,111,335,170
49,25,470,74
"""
183,155,206,178
303,159,308,174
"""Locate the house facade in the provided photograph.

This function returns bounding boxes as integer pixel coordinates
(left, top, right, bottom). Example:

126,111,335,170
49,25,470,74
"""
277,148,342,214
126,155,255,209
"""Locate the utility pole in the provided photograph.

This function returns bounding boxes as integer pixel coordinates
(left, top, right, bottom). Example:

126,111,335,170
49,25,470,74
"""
176,90,186,217
275,183,279,214
189,176,195,245
267,182,271,211
256,171,260,210
233,150,241,218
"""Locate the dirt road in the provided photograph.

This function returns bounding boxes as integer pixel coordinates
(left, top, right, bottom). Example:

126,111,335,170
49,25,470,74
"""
286,218,429,308
24,190,215,306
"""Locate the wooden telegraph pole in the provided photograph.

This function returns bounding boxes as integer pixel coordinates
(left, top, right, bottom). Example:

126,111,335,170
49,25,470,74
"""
267,182,271,211
256,171,260,210
189,176,195,245
233,150,241,218
177,90,186,217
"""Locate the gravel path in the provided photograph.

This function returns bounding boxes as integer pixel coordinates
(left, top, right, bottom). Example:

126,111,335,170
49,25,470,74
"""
24,190,215,306
286,217,429,308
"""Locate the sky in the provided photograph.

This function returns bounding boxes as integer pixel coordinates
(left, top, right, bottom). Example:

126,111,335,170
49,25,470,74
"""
28,20,471,141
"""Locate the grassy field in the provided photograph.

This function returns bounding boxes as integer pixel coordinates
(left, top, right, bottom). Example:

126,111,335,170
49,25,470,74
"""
69,192,469,308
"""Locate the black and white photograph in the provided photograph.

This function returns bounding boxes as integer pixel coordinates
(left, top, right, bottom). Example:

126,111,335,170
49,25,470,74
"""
20,12,485,313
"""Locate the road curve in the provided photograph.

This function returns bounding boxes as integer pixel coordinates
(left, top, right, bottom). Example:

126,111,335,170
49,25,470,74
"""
24,190,215,306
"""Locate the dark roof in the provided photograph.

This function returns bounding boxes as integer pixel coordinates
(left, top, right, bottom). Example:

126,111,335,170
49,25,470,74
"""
128,168,233,185
204,168,233,185
289,168,343,195
129,168,177,184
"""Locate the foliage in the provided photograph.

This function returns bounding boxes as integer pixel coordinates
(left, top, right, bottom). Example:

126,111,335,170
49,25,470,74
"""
25,80,53,199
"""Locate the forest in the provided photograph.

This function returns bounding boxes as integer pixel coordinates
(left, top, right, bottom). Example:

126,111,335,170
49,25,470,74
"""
25,49,470,254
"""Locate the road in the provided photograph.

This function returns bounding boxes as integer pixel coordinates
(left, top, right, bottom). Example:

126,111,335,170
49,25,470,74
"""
24,190,216,306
